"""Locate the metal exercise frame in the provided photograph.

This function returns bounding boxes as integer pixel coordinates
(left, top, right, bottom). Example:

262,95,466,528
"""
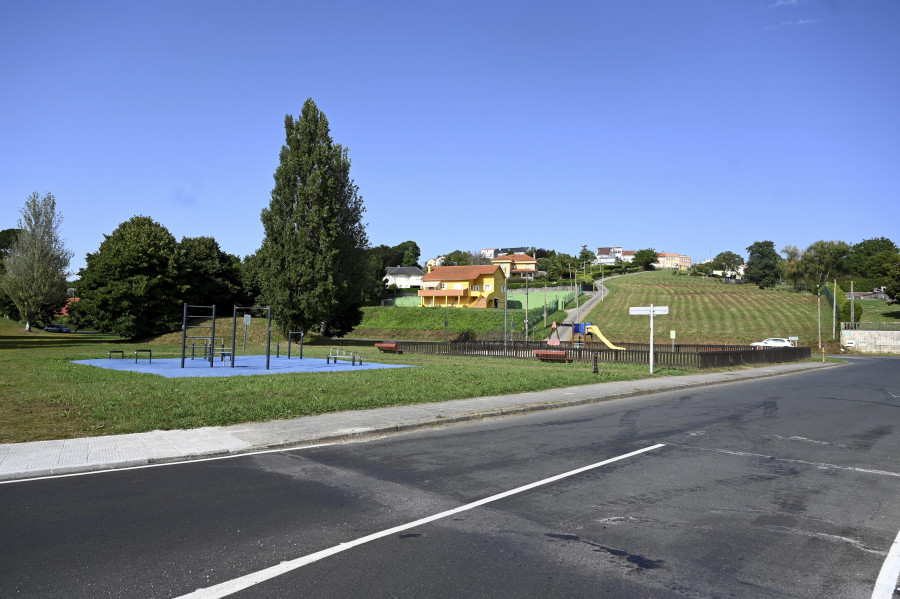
286,331,304,359
231,306,273,370
181,304,216,368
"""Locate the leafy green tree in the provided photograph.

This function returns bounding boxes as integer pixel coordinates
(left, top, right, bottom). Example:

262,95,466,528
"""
712,251,743,276
691,262,713,277
444,250,471,266
179,236,245,308
846,237,898,279
0,228,23,319
0,193,72,331
744,241,782,288
401,250,417,267
885,261,900,303
800,240,850,288
781,245,806,289
258,98,369,337
394,240,421,266
239,251,265,305
70,216,183,338
545,253,576,279
579,245,595,264
632,248,658,271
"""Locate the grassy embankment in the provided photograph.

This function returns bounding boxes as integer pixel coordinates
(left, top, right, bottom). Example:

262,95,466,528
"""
348,298,571,341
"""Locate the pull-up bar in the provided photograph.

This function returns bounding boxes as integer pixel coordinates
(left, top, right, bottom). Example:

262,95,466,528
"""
231,306,273,370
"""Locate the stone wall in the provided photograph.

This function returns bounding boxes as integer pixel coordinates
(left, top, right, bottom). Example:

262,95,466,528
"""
840,329,900,354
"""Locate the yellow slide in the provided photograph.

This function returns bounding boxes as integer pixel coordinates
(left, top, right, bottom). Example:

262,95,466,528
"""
585,325,625,350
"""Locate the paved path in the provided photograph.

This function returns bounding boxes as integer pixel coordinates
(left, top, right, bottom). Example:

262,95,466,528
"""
557,282,611,341
0,361,835,482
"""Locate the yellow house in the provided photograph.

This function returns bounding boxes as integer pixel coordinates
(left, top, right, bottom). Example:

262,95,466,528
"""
656,252,682,270
490,253,538,279
419,265,507,308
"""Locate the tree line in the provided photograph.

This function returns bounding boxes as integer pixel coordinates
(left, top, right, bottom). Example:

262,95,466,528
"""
703,238,900,299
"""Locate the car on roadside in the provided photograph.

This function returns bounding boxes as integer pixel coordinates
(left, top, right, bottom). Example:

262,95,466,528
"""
750,337,794,348
44,324,71,333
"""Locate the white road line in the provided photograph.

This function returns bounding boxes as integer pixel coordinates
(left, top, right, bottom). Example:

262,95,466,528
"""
673,444,900,478
175,443,666,599
872,527,900,599
0,440,359,485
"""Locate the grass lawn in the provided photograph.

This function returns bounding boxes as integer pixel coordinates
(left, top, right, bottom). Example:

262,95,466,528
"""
0,318,687,443
588,271,832,349
853,298,900,323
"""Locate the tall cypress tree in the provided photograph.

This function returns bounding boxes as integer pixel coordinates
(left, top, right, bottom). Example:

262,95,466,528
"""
259,98,368,337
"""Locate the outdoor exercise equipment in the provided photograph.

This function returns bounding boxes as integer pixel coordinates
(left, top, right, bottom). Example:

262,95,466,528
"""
231,306,273,370
181,304,217,368
286,331,304,359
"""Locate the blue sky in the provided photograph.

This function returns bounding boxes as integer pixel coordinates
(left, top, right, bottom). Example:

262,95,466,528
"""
2,0,897,275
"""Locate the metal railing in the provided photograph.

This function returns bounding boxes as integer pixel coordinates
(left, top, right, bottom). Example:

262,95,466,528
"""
388,340,811,370
841,322,900,331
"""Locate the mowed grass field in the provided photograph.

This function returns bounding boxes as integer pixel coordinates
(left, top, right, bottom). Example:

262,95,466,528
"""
588,271,823,347
0,318,684,443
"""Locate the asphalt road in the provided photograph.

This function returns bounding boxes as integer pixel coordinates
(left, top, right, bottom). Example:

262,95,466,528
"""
1,356,898,598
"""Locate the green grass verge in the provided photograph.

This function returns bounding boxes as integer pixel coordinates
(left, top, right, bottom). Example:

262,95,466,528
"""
0,318,686,443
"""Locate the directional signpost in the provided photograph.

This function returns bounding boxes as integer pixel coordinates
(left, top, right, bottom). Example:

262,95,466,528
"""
629,304,669,374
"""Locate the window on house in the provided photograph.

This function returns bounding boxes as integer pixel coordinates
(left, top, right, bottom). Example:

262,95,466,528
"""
484,284,492,291
439,283,447,290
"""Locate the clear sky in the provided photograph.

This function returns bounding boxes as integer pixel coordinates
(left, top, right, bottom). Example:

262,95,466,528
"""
2,0,897,275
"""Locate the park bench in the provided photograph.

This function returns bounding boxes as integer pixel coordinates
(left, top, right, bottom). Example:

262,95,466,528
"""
374,342,402,354
533,350,571,363
327,348,363,366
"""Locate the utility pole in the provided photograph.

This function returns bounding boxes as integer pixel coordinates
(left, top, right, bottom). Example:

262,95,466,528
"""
503,282,508,349
543,284,547,328
525,275,529,341
817,285,821,349
832,278,837,340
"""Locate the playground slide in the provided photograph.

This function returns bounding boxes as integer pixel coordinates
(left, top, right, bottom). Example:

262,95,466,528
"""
585,325,625,350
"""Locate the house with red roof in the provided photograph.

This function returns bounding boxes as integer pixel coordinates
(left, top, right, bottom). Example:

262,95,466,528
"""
419,265,507,309
490,253,537,280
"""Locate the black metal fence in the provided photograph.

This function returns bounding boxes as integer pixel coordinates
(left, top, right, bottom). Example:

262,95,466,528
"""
841,322,900,331
388,340,811,370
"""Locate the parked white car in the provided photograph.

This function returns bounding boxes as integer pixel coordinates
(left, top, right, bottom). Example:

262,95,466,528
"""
750,338,794,348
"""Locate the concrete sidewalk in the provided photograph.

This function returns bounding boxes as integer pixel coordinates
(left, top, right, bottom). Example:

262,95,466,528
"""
0,361,836,482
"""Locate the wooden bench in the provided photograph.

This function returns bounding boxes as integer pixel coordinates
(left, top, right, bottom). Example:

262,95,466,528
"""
533,350,571,363
375,342,402,354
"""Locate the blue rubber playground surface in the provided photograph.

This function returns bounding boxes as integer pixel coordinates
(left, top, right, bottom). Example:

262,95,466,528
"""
72,354,414,378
